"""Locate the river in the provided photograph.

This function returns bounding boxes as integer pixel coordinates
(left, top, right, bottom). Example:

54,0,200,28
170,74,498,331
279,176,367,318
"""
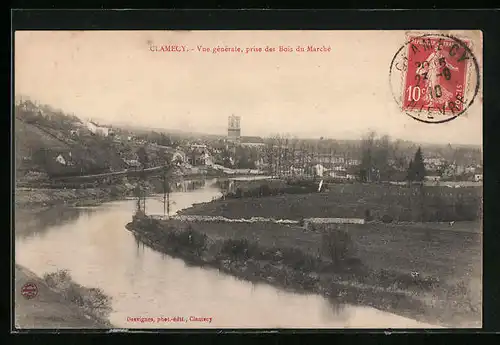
15,177,440,329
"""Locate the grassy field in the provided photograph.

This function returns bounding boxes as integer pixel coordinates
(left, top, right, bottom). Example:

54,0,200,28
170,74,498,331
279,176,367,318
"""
163,219,481,283
179,182,481,222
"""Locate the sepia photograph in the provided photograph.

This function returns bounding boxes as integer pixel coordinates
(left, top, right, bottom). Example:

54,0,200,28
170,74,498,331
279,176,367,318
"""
13,30,482,329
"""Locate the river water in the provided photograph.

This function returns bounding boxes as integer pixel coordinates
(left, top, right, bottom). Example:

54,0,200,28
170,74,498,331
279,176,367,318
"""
15,178,440,329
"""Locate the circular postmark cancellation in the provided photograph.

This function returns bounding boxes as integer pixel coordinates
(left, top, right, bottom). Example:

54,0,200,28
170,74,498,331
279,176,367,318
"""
21,282,38,299
389,33,480,124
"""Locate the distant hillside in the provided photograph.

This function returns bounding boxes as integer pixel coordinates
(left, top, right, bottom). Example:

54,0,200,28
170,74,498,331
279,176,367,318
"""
15,101,126,179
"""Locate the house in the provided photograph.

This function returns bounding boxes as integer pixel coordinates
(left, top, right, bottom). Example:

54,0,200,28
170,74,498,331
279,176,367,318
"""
331,165,346,172
424,157,446,171
346,159,360,166
240,142,266,148
424,157,445,166
328,170,345,179
86,121,98,134
202,152,214,166
332,156,345,164
55,154,67,166
313,164,327,177
191,144,207,151
345,174,357,180
171,151,186,164
86,121,111,137
123,159,142,168
465,165,477,174
186,148,214,166
424,175,441,182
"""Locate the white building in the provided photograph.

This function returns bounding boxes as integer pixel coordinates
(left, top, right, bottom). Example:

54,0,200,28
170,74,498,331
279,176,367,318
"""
313,164,327,176
86,121,111,136
123,159,141,168
55,154,66,166
465,165,477,174
331,156,345,164
86,121,98,133
172,151,185,164
346,159,360,166
240,142,266,148
202,152,214,166
191,144,207,151
424,175,441,182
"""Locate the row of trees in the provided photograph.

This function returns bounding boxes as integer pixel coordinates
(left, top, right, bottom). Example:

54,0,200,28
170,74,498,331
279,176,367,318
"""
359,132,428,183
261,131,428,183
263,134,360,178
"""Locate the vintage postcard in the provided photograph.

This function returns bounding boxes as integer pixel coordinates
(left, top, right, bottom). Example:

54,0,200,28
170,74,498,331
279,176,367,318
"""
14,30,482,329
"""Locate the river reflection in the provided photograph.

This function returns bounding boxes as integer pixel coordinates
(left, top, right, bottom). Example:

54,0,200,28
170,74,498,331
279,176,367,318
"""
15,178,439,328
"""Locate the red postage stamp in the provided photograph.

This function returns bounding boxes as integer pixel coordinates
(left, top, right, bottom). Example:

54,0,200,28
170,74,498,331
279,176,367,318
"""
402,35,470,117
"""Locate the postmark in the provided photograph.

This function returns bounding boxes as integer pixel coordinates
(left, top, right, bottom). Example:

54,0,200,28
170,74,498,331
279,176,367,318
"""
389,33,480,124
21,282,38,299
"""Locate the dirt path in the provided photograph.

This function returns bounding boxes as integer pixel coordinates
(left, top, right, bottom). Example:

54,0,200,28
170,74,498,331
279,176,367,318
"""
14,265,111,329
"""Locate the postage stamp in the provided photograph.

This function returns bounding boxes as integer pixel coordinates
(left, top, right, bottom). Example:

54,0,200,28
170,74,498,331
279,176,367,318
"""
389,33,481,124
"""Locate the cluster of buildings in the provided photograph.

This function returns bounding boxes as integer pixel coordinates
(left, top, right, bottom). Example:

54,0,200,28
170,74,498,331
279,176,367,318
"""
423,156,483,182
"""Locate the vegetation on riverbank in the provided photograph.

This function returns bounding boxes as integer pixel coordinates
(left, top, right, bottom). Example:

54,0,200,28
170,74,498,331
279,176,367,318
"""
42,270,113,326
127,215,481,327
15,265,113,328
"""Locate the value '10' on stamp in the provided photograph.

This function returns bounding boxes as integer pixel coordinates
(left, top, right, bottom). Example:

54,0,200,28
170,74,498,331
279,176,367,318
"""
402,35,471,118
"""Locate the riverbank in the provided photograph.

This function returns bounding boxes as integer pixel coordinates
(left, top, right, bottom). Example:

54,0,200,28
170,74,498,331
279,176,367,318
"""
126,215,481,328
14,173,268,210
15,186,131,209
14,265,113,329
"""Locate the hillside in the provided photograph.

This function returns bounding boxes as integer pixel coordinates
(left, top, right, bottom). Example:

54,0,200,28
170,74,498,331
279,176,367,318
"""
15,118,73,176
15,102,126,179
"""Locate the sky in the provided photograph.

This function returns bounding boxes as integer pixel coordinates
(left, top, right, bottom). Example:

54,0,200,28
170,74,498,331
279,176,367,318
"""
15,30,483,145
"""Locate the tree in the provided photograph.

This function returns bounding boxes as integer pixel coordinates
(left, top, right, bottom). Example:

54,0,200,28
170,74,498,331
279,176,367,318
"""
407,147,426,182
406,159,414,182
219,147,233,168
234,147,256,169
136,146,149,168
162,164,174,218
264,139,275,175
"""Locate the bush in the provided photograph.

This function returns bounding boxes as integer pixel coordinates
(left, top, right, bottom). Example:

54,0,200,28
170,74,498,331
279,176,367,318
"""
170,228,208,256
364,209,374,222
218,238,258,261
280,247,319,271
381,214,394,223
321,229,356,265
234,188,243,198
259,183,271,197
43,269,112,319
